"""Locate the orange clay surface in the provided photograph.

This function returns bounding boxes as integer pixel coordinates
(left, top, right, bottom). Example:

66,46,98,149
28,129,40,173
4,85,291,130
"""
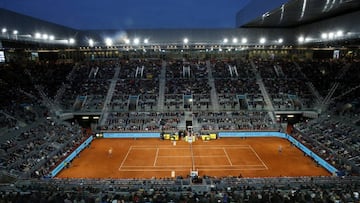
56,137,331,179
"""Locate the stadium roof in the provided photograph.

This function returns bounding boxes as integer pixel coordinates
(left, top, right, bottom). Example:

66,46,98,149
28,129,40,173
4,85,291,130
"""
1,1,360,47
241,0,360,28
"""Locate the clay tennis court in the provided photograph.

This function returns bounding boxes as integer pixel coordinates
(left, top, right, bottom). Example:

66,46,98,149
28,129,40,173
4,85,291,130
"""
56,137,331,179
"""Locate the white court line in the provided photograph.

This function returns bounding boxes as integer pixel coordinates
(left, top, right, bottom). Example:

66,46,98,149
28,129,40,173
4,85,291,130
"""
191,168,266,171
118,146,133,170
119,168,267,172
131,147,190,150
159,155,227,158
121,164,265,168
248,145,268,170
122,165,192,168
130,145,251,149
223,147,233,166
191,145,251,148
119,169,196,172
153,148,159,166
118,145,268,171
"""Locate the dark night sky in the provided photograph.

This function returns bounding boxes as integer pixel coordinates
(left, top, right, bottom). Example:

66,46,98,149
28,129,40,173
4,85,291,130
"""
0,0,252,30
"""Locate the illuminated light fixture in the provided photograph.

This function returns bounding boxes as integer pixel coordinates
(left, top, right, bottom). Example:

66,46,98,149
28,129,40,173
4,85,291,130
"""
223,38,228,43
328,32,334,39
124,38,130,44
183,38,189,44
93,116,100,119
241,38,247,44
321,33,328,39
143,38,149,44
133,38,140,45
305,37,311,42
69,38,75,44
232,38,238,43
49,35,55,40
287,115,294,118
82,116,89,119
278,38,283,44
1,28,6,33
88,39,94,47
13,30,18,35
298,36,305,43
105,38,112,46
35,32,41,39
42,34,48,40
259,37,266,44
336,30,343,37
219,48,222,52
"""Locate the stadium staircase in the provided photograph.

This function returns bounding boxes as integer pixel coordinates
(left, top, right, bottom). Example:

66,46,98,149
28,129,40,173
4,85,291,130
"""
274,64,285,77
0,118,46,151
99,66,120,126
0,111,26,127
293,62,323,106
332,84,360,103
319,63,352,113
250,61,276,124
23,68,61,115
54,65,77,106
206,60,220,111
157,60,166,111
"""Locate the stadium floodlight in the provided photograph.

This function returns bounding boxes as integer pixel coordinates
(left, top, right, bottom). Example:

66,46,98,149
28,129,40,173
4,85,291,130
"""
133,38,140,45
321,33,328,39
49,35,55,40
223,38,228,43
232,38,238,43
336,30,343,37
278,38,283,44
328,32,334,39
13,30,18,35
1,28,6,33
241,38,247,44
124,38,130,44
88,39,94,47
259,37,266,44
183,38,189,44
35,32,41,39
42,34,48,40
69,38,75,44
143,38,149,44
298,36,305,43
105,38,113,46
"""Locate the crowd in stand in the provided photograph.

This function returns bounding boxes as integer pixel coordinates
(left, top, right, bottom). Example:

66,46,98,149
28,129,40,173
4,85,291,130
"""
329,61,360,123
212,59,266,111
0,176,359,202
102,112,182,131
109,59,160,112
0,62,50,133
254,59,317,110
195,111,273,131
165,60,210,96
294,116,360,175
1,56,360,202
0,119,87,179
297,59,347,97
58,61,117,111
